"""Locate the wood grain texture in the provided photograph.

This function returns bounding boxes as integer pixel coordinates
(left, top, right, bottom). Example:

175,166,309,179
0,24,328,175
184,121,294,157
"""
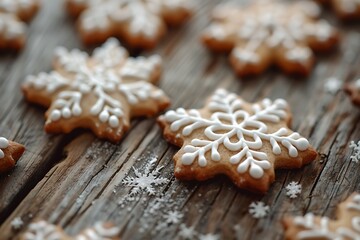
0,0,359,239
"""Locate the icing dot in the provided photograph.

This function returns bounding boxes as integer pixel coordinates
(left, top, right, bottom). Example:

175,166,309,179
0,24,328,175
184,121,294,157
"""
249,164,264,179
112,108,123,116
198,156,207,167
0,151,4,159
72,105,82,116
295,138,309,151
109,116,119,128
0,137,9,149
50,110,61,121
289,146,298,157
62,107,72,119
182,154,195,165
99,111,109,123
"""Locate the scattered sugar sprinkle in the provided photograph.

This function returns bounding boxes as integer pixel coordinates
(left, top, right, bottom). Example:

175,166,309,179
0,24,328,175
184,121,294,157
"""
324,77,342,94
349,140,360,163
11,217,24,230
285,181,302,199
249,201,270,219
122,156,169,196
198,233,220,240
178,224,197,239
155,210,184,231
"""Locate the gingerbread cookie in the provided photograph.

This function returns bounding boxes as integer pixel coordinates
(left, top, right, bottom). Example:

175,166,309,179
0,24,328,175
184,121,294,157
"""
0,0,39,51
0,136,25,173
21,220,120,240
283,193,360,239
158,89,317,193
22,38,170,143
66,0,193,49
345,79,360,107
201,1,339,77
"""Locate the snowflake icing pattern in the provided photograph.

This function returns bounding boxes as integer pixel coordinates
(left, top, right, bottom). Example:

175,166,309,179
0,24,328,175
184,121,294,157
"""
0,0,39,50
249,201,270,219
286,193,360,239
285,181,302,199
350,140,360,163
66,0,192,48
122,157,169,196
161,89,315,192
202,1,338,76
23,38,169,142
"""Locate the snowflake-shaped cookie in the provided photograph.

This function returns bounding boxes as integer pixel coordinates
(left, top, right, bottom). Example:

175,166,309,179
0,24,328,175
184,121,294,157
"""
201,1,339,77
22,38,170,142
0,136,25,173
0,0,39,50
345,79,360,107
66,0,193,48
284,193,360,240
158,89,317,193
20,220,120,240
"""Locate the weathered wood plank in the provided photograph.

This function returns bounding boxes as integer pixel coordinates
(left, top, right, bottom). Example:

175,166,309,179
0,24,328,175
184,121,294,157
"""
0,0,359,239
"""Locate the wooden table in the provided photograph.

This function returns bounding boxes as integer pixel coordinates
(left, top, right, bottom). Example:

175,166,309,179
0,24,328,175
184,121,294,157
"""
0,1,359,239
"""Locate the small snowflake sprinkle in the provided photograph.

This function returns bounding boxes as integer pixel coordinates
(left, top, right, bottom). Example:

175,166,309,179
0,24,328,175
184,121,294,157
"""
324,77,342,94
11,217,24,230
249,201,270,219
178,224,197,239
349,140,360,163
198,233,220,240
122,157,169,196
285,181,302,199
164,210,184,224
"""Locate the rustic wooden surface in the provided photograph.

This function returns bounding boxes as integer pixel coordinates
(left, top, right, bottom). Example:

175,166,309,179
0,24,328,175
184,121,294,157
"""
0,0,359,239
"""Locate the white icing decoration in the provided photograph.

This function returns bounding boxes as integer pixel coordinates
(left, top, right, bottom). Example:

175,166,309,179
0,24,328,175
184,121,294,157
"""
338,0,360,13
24,38,166,130
22,221,64,240
0,13,25,39
0,0,37,13
163,89,310,179
0,137,9,159
22,221,119,240
355,79,360,89
70,0,192,40
294,194,360,239
75,222,120,240
204,1,336,66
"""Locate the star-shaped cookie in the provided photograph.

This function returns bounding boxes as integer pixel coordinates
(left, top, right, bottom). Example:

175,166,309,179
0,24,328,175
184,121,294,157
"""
283,193,360,240
22,38,170,143
21,220,120,240
201,0,339,77
0,136,25,173
0,0,40,50
345,79,360,107
158,89,317,193
66,0,193,49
